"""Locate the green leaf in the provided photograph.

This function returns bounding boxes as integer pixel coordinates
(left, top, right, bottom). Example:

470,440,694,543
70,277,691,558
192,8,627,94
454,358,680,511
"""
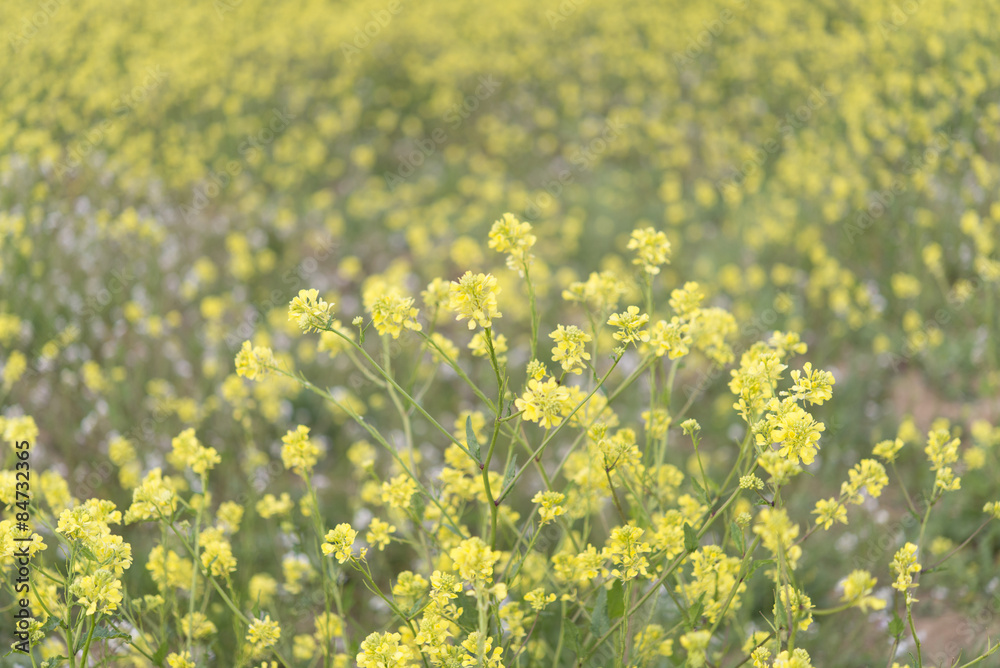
687,592,705,630
590,585,610,638
683,522,699,553
888,610,905,638
466,416,481,462
40,616,62,634
91,625,131,642
565,619,581,655
153,639,169,664
608,579,625,619
730,520,745,555
744,559,774,582
503,455,517,490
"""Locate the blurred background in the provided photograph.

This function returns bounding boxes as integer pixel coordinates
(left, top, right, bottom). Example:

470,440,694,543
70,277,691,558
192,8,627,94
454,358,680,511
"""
2,0,999,664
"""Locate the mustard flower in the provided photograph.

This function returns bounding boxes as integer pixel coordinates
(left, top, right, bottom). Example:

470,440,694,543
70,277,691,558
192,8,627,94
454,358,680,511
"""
246,615,281,650
772,648,814,667
323,523,363,563
925,427,960,470
70,568,123,615
235,340,275,380
774,584,813,631
890,542,921,594
757,397,825,465
682,545,745,623
524,587,556,611
549,324,591,374
181,611,218,640
607,524,651,581
646,317,690,358
449,536,500,584
449,271,502,330
198,527,237,576
380,474,417,509
840,570,886,612
488,212,536,271
562,270,626,313
366,518,396,550
679,629,711,668
531,490,566,524
166,652,195,668
627,227,671,275
753,507,802,570
124,468,177,523
526,359,547,381
985,501,1000,520
370,291,422,338
788,362,835,405
288,288,335,332
515,377,572,429
281,425,322,476
1,415,37,445
812,497,847,529
169,428,220,475
841,459,888,504
608,306,650,348
873,438,905,463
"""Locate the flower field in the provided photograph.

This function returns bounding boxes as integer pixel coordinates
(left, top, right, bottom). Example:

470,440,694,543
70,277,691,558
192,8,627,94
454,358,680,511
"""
2,0,1000,666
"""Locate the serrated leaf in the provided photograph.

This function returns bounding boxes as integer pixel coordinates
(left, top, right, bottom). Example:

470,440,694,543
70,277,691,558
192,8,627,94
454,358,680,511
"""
608,579,625,619
590,585,610,638
40,616,62,634
888,610,905,638
466,416,481,462
683,522,699,553
503,455,517,490
91,625,131,642
730,521,745,555
566,619,581,655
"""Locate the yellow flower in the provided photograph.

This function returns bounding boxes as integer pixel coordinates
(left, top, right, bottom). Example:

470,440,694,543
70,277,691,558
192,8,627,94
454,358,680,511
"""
488,212,536,271
380,475,417,510
524,587,556,611
788,362,835,405
627,227,671,275
549,325,591,374
235,340,275,380
873,438,905,463
890,542,921,594
840,570,886,612
70,568,123,616
812,498,847,530
366,518,396,550
281,425,322,475
370,291,422,338
607,524,651,581
322,523,362,563
246,615,281,650
288,288,335,332
169,428,220,475
449,271,502,330
531,491,566,524
515,377,572,429
449,537,500,584
608,306,650,348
